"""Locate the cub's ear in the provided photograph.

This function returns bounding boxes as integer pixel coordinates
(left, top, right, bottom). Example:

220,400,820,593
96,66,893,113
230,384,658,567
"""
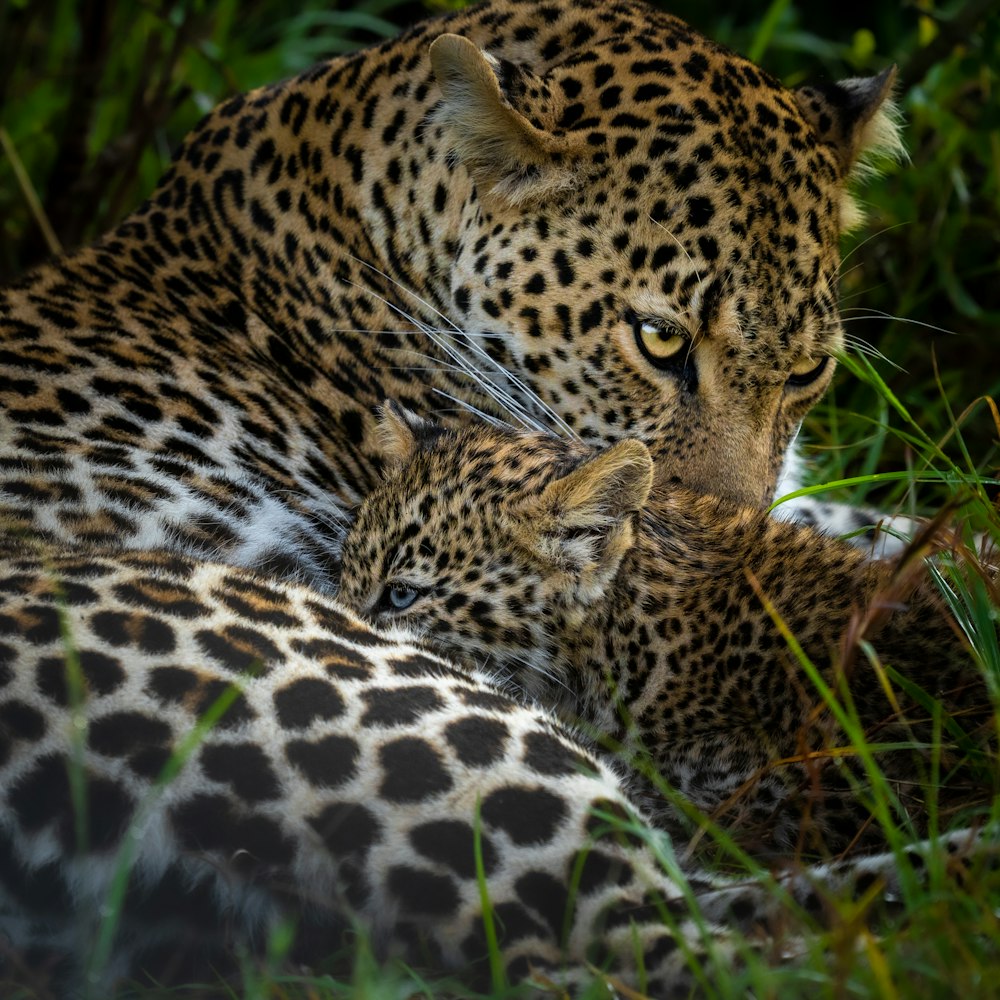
528,440,653,602
794,67,905,230
376,400,439,468
429,33,578,204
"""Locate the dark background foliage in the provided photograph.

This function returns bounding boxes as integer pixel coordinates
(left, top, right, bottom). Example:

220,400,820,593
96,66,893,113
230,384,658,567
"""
1,0,997,498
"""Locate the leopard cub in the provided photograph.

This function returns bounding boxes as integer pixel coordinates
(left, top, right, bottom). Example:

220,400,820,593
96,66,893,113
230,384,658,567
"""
340,404,994,855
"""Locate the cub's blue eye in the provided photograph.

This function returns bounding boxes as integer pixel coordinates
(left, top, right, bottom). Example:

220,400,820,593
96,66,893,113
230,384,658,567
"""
381,584,420,611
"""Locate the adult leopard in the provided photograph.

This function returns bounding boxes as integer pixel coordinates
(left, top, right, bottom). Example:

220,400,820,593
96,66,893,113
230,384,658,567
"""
340,406,995,856
1,0,904,594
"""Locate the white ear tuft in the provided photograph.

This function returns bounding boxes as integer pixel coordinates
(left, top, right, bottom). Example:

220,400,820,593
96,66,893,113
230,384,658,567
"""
794,67,906,232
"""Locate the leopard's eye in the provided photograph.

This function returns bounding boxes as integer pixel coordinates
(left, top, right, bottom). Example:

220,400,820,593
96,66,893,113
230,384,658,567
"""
377,583,421,613
633,316,688,368
786,355,830,388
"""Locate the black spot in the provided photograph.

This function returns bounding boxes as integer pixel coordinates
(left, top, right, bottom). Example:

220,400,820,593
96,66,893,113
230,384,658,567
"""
145,666,256,729
34,648,126,706
481,785,566,845
698,234,719,260
574,849,627,895
615,135,638,157
466,903,549,967
585,799,644,847
410,819,498,879
112,579,204,619
651,244,678,271
853,872,879,899
728,894,757,922
525,272,546,294
286,734,359,789
309,802,381,859
389,652,454,678
89,711,171,758
92,610,175,654
515,869,569,939
686,196,714,227
146,665,198,702
195,626,281,673
8,754,134,852
171,793,294,866
8,754,67,832
123,863,222,931
0,700,46,741
55,388,91,414
360,685,444,727
379,737,452,803
460,688,516,713
552,249,575,286
273,677,345,730
340,409,364,445
0,824,73,914
444,716,509,766
0,603,60,645
291,637,373,680
128,745,172,779
387,865,459,915
602,890,672,931
201,742,281,802
682,53,709,81
522,731,592,777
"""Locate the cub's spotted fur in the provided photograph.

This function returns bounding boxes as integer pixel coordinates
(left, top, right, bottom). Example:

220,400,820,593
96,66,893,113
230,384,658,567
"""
341,408,995,855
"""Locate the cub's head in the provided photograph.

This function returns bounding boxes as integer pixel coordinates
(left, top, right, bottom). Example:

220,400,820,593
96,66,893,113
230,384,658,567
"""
338,402,651,699
428,8,903,506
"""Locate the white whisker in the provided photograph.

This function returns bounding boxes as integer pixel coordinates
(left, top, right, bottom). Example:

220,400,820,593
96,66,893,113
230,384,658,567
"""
434,327,578,439
840,221,912,270
840,334,902,369
840,308,959,338
342,268,576,438
349,254,464,333
430,389,515,429
648,214,702,286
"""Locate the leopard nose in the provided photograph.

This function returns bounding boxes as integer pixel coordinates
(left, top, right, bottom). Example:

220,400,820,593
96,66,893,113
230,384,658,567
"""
652,440,775,508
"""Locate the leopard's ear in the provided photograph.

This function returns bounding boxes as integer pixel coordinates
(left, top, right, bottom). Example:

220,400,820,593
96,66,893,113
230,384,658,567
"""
529,440,653,600
429,33,577,205
376,400,437,468
794,67,905,230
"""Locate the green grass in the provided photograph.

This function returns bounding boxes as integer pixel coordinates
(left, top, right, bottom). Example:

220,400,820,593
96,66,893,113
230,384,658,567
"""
1,1,998,998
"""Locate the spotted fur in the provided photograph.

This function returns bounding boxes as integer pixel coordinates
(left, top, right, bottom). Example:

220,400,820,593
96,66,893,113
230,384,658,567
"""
341,410,995,855
0,0,948,992
1,0,903,581
0,542,994,995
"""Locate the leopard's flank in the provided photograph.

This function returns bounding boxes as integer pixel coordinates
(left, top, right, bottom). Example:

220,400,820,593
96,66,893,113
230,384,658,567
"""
0,542,993,995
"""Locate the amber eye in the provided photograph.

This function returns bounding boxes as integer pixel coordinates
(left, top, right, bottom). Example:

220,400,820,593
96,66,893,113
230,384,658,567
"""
786,355,830,388
631,315,689,369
